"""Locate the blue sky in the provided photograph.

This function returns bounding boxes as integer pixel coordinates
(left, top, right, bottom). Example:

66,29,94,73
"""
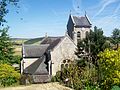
5,0,120,38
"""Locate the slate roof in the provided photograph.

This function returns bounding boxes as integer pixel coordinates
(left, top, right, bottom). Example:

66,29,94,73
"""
23,44,49,58
41,36,64,50
23,37,64,58
72,15,91,27
41,37,63,44
47,37,63,50
24,56,49,75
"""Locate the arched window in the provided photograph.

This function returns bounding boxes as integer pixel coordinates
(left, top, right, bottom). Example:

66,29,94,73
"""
77,32,81,43
77,32,81,38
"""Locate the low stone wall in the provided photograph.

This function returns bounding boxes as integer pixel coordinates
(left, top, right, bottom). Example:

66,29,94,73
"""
32,75,51,83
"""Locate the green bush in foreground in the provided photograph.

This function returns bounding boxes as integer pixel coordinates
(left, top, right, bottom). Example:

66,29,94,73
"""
98,48,120,89
111,86,120,90
53,62,98,90
0,64,20,87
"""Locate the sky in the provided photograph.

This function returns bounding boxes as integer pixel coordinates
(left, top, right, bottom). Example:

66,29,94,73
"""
5,0,120,38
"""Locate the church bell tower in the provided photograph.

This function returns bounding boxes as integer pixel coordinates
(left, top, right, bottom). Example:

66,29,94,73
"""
67,14,92,45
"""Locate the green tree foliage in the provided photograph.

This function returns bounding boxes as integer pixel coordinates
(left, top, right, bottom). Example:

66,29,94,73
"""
111,28,120,49
61,63,81,89
77,26,110,65
75,40,87,69
86,26,107,59
0,27,14,64
0,0,19,26
11,55,21,64
98,48,120,89
0,64,20,86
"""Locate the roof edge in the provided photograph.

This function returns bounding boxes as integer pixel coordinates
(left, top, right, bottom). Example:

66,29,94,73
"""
51,34,77,52
50,36,65,51
85,14,92,25
70,15,76,26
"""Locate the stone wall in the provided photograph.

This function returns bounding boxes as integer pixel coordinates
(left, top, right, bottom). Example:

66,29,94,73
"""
73,27,90,45
50,36,76,76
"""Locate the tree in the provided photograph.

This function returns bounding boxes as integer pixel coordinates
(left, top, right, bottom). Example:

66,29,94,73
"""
0,27,14,64
75,26,111,89
98,48,120,89
111,28,120,49
75,40,87,68
77,26,110,65
0,0,19,26
0,0,20,86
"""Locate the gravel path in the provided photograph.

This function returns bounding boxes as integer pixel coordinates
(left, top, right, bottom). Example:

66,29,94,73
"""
0,83,72,90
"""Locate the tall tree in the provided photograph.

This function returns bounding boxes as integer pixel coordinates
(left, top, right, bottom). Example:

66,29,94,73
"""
76,26,110,65
0,0,19,63
111,28,120,49
0,27,14,64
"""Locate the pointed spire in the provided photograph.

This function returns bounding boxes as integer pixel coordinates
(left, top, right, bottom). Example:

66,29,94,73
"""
84,11,92,25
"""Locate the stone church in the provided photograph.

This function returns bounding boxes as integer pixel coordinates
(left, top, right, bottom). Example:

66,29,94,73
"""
21,14,92,83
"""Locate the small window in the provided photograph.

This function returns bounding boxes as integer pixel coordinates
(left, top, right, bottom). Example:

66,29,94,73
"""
77,32,81,38
67,59,70,63
61,59,71,70
63,60,66,63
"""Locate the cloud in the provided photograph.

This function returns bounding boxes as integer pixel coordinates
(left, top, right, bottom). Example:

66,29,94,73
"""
93,0,118,17
92,14,120,36
114,3,120,15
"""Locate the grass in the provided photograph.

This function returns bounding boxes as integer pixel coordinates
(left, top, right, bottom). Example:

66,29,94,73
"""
13,45,22,56
24,37,44,44
11,37,44,56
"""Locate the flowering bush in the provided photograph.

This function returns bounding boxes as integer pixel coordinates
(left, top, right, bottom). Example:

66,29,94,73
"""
98,48,120,89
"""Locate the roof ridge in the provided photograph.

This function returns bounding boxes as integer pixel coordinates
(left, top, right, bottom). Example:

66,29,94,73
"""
24,44,49,46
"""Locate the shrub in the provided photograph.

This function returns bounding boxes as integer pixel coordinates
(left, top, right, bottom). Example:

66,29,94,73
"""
60,63,83,89
0,64,20,86
20,74,32,85
51,71,62,82
84,85,101,90
56,61,99,90
111,86,120,90
51,76,57,82
98,48,120,89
